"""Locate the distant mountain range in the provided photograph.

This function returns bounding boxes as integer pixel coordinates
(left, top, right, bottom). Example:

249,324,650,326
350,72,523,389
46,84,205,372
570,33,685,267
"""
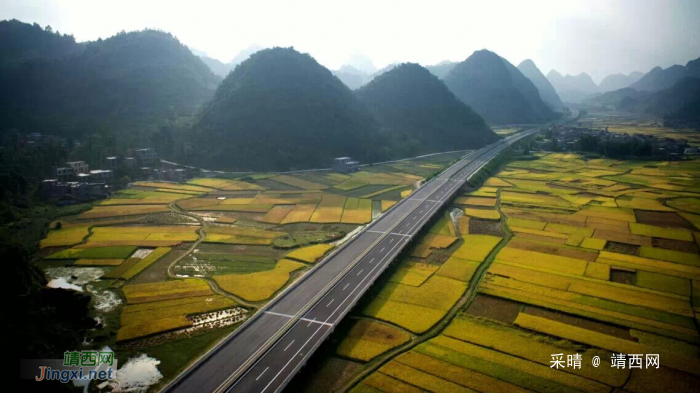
630,58,700,91
583,77,700,121
344,53,377,74
546,70,599,103
443,50,558,125
517,59,564,110
580,55,700,126
425,61,457,79
332,65,370,90
334,60,459,90
195,45,264,77
598,72,643,93
356,63,498,154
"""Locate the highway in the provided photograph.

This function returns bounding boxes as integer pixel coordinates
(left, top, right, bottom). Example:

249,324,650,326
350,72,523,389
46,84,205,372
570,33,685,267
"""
163,128,539,393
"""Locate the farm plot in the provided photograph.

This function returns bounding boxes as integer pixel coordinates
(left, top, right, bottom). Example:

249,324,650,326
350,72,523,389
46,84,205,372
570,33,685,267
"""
82,225,199,247
101,247,171,280
340,198,373,224
40,225,90,248
97,189,197,205
352,151,700,393
310,194,347,223
285,244,334,263
204,226,285,245
77,204,170,219
362,274,467,333
46,245,137,260
213,258,306,301
187,178,264,191
336,319,411,362
132,181,213,194
272,174,328,190
361,232,490,333
117,279,239,341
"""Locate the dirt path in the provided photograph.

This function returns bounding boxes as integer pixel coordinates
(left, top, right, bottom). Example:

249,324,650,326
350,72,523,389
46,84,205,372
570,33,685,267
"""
166,201,259,309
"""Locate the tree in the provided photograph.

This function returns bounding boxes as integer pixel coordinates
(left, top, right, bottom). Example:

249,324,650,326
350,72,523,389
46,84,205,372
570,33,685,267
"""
55,221,62,230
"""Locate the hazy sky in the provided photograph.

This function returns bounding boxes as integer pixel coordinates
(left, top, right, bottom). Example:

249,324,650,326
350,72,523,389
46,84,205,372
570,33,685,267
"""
2,0,699,83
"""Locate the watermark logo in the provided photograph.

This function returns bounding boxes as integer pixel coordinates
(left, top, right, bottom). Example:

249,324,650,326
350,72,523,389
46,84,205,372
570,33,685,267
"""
21,350,118,384
550,353,659,370
63,350,114,367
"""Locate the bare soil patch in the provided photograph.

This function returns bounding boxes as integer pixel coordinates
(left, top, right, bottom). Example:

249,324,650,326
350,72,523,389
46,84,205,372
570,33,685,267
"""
610,268,636,285
653,238,698,253
595,230,652,246
635,210,693,229
465,294,522,324
469,219,505,237
508,238,598,261
604,241,640,255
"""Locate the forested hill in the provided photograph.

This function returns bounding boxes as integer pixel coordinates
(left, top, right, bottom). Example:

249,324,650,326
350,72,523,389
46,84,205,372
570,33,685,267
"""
356,63,499,154
0,19,83,65
191,47,386,171
444,50,557,125
584,77,700,121
0,26,220,145
517,59,564,110
630,56,700,92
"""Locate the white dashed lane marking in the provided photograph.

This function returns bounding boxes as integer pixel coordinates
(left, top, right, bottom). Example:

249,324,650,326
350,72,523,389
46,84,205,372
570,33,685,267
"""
256,367,268,381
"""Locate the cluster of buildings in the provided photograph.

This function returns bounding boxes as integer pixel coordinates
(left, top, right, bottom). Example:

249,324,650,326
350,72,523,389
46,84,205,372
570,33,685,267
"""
104,148,159,170
43,160,113,203
333,157,360,173
536,126,694,159
42,148,162,203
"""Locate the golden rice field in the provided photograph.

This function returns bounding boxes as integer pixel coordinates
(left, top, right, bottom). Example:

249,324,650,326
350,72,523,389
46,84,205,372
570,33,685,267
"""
117,277,239,341
40,225,90,248
351,151,700,393
310,194,347,223
336,319,411,362
187,178,264,190
34,153,479,366
97,189,197,205
213,259,306,301
85,225,199,246
122,278,212,304
132,181,213,193
285,243,334,263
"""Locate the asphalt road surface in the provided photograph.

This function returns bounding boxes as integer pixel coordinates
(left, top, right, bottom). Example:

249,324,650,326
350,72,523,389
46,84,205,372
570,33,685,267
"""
164,128,539,393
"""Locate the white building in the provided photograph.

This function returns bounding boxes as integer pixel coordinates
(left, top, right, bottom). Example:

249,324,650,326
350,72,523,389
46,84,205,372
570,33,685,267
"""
333,157,360,173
